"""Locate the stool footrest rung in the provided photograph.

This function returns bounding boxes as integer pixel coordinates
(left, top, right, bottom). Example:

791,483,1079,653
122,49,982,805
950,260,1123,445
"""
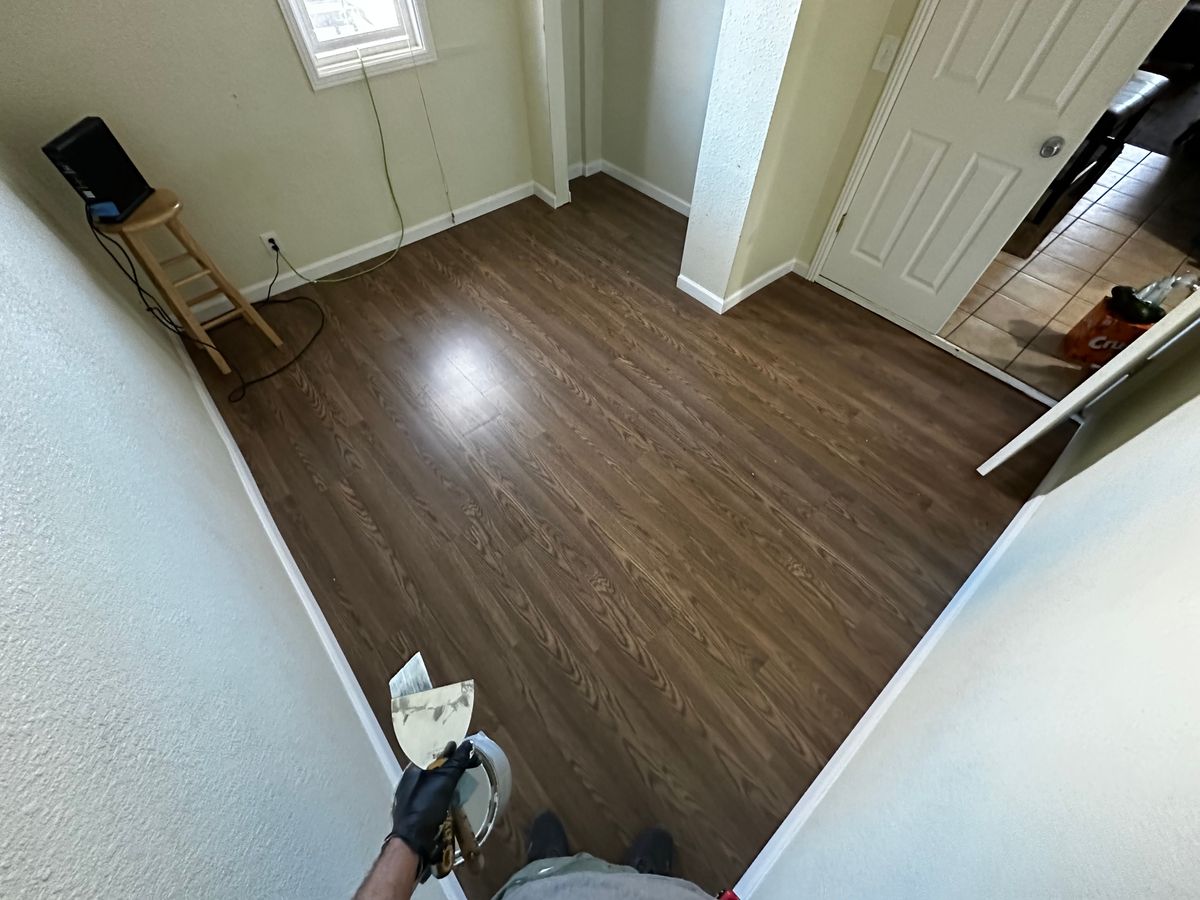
172,268,212,289
186,287,224,306
100,187,283,373
200,308,243,329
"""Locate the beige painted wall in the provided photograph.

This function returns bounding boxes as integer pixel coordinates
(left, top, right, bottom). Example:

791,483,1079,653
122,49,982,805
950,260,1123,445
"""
601,0,724,205
746,329,1200,897
0,0,534,289
517,0,571,202
564,0,584,167
729,0,919,292
581,0,604,167
518,0,556,192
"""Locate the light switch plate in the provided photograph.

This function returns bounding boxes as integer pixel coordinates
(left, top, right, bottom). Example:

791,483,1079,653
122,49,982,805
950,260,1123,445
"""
872,34,900,74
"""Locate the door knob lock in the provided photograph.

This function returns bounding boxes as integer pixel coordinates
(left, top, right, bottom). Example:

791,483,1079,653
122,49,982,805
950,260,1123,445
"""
1039,136,1065,158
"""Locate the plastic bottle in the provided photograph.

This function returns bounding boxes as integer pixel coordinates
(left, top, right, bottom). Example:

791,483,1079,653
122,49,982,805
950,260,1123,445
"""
1109,274,1195,324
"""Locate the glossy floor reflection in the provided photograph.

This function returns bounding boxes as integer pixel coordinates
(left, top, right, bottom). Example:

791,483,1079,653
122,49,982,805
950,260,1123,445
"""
944,146,1200,398
195,174,1071,897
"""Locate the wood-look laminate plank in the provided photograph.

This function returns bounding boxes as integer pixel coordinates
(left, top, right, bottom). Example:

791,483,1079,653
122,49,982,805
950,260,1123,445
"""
194,174,1072,897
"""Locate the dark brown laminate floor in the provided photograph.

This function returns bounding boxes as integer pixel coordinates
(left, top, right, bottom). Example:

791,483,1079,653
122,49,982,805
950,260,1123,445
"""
196,174,1071,897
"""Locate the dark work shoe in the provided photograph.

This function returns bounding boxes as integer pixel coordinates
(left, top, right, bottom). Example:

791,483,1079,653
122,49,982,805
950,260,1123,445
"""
623,826,674,876
526,811,570,863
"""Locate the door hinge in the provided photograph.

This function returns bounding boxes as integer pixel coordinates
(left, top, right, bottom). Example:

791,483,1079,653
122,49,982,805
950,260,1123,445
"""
835,213,847,234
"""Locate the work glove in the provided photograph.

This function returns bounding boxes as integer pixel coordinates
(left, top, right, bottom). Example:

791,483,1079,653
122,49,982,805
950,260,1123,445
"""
388,741,479,872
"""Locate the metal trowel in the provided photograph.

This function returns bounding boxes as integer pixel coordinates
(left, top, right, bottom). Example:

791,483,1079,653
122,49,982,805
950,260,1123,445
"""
389,652,475,769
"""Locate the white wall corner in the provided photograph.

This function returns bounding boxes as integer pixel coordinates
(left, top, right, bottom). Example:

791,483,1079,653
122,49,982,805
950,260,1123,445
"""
722,258,797,312
581,0,604,169
516,0,569,207
600,161,691,215
533,182,570,208
676,273,727,314
542,0,573,206
677,0,804,310
792,257,811,279
677,257,799,315
568,159,603,179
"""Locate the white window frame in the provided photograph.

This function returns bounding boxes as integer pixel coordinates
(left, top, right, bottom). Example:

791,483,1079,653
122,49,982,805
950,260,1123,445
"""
276,0,436,91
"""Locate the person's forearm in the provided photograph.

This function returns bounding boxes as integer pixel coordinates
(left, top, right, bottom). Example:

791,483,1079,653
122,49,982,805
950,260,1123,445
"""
354,839,419,900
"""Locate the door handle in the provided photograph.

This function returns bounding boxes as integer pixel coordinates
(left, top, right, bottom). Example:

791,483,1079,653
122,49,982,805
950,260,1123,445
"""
1039,136,1065,158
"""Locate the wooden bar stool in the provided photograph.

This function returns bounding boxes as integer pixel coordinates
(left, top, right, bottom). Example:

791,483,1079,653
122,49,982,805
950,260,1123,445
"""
97,189,283,374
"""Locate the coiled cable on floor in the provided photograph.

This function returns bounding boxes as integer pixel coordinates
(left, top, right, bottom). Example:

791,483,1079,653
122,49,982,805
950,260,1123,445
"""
89,214,323,402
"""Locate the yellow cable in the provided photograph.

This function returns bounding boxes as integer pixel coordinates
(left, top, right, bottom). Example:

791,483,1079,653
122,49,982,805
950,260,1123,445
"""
284,52,406,284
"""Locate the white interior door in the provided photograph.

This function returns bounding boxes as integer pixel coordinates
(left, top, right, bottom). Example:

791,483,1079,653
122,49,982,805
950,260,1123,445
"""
979,287,1200,474
822,0,1183,334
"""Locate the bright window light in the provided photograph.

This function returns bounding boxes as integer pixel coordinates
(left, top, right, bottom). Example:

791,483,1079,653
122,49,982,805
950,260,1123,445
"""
277,0,436,90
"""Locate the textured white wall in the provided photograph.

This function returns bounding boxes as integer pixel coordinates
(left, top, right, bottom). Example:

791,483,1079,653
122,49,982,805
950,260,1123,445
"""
601,0,724,204
0,174,414,899
0,0,533,288
727,0,919,293
678,0,803,299
745,334,1200,897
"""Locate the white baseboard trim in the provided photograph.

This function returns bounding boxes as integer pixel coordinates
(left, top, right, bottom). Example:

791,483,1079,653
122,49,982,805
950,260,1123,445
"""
533,181,570,209
813,274,1056,408
675,274,726,313
734,492,1047,897
190,181,540,319
174,338,464,900
598,160,691,216
928,332,1057,407
677,258,804,315
722,259,798,313
567,158,689,215
532,182,555,206
792,257,812,280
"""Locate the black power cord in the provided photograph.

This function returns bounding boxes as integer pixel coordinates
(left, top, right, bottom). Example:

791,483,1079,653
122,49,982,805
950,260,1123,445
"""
88,210,324,402
219,249,325,401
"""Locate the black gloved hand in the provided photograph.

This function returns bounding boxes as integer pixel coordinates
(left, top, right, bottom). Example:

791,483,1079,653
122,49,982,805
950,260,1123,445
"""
388,741,480,864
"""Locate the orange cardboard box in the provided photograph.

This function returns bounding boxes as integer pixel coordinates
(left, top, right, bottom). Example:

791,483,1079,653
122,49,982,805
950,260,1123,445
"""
1062,298,1154,367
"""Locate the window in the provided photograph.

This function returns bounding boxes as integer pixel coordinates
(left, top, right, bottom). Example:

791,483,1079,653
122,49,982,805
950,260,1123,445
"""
277,0,436,90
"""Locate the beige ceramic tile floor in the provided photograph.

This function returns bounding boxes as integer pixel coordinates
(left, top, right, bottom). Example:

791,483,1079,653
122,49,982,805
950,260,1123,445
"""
943,145,1200,399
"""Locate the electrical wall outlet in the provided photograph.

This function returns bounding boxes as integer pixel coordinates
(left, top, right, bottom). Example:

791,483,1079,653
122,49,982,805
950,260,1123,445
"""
259,231,281,253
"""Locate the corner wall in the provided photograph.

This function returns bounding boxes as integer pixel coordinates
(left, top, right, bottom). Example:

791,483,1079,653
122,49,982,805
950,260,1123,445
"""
739,331,1200,897
677,0,804,306
581,0,605,169
563,0,584,169
600,0,724,206
0,173,428,898
0,0,535,288
727,0,920,294
518,0,572,206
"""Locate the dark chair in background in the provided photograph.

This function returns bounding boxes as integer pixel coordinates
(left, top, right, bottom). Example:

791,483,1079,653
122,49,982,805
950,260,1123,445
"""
1145,2,1200,70
1003,70,1169,259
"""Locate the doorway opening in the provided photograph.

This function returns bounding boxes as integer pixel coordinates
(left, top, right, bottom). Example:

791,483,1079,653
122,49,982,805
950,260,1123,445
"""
941,7,1200,399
